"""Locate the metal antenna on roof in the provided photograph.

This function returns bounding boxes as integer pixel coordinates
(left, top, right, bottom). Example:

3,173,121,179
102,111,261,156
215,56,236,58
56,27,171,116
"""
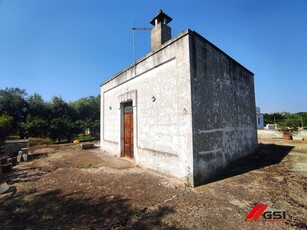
132,27,151,68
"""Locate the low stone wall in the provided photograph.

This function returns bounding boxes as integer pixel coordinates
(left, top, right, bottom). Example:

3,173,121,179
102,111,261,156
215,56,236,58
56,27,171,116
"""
257,129,283,139
295,130,307,140
258,129,307,140
4,140,29,156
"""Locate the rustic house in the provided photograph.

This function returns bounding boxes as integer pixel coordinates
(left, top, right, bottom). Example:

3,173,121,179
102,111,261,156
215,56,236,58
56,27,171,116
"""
100,10,257,186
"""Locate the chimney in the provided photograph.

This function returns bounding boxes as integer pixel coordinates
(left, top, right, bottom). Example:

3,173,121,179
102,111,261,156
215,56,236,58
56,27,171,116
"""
150,10,172,52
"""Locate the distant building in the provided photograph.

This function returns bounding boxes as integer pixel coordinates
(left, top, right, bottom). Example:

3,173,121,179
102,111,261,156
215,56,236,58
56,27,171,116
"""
256,107,264,129
100,10,257,186
265,124,277,130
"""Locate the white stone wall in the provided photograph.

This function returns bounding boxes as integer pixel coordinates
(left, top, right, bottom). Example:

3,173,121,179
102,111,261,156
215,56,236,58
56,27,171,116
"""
100,29,257,186
189,32,258,185
100,31,194,182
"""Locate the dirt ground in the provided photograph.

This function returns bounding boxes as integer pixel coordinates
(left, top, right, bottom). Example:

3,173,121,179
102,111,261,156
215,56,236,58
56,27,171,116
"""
0,139,306,229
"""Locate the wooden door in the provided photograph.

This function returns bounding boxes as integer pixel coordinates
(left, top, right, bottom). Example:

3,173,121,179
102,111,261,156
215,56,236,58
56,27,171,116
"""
124,102,134,158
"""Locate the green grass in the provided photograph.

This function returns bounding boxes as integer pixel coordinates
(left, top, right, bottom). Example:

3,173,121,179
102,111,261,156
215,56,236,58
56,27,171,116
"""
75,134,95,142
85,162,93,169
77,144,83,151
1,134,99,148
5,135,20,140
29,138,52,146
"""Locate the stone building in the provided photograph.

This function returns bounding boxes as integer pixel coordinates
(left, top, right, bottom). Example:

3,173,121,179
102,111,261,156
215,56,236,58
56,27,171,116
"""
100,10,257,186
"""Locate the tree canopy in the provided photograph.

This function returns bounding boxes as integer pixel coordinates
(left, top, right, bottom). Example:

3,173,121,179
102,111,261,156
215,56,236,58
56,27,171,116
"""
0,87,100,143
0,115,13,144
0,88,28,137
263,112,306,131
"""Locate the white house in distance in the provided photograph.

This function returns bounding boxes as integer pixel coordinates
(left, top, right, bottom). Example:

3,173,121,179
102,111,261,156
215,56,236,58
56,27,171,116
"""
100,10,258,187
256,107,264,129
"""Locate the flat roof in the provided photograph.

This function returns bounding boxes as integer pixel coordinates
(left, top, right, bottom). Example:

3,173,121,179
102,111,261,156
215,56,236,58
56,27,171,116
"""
100,29,190,87
100,29,254,87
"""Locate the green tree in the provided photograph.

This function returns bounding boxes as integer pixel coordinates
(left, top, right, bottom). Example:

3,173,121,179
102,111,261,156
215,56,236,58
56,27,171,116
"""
296,112,307,129
0,87,100,143
49,117,72,143
21,115,49,138
72,96,100,138
48,96,74,142
0,115,13,143
263,113,285,125
0,88,28,137
28,93,49,118
22,93,50,137
283,114,301,130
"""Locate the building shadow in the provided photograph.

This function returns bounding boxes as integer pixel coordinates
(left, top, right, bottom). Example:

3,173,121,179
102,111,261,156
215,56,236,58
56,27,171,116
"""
207,143,294,184
0,189,183,229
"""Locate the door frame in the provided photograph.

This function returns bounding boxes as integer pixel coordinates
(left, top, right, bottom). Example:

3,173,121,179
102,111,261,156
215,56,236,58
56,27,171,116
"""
118,90,137,161
121,100,134,158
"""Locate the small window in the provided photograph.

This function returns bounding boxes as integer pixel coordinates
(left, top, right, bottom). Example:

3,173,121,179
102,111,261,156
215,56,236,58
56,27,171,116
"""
124,101,133,113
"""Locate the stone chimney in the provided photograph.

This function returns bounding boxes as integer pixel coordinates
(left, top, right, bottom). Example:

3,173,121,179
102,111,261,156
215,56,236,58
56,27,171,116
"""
150,10,172,52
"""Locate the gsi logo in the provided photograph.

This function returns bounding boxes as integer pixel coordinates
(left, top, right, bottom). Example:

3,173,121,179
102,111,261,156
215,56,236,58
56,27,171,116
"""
246,204,286,222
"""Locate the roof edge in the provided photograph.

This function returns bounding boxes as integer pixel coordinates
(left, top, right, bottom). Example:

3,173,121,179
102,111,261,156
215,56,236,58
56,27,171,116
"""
100,29,192,87
100,28,254,87
190,30,254,76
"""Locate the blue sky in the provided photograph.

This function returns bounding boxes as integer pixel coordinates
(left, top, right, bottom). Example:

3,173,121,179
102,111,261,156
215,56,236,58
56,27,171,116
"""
0,0,306,113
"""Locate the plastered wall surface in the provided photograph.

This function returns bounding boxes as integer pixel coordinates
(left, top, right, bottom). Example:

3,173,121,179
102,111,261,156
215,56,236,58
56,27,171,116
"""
189,32,258,186
101,31,194,182
100,29,257,187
